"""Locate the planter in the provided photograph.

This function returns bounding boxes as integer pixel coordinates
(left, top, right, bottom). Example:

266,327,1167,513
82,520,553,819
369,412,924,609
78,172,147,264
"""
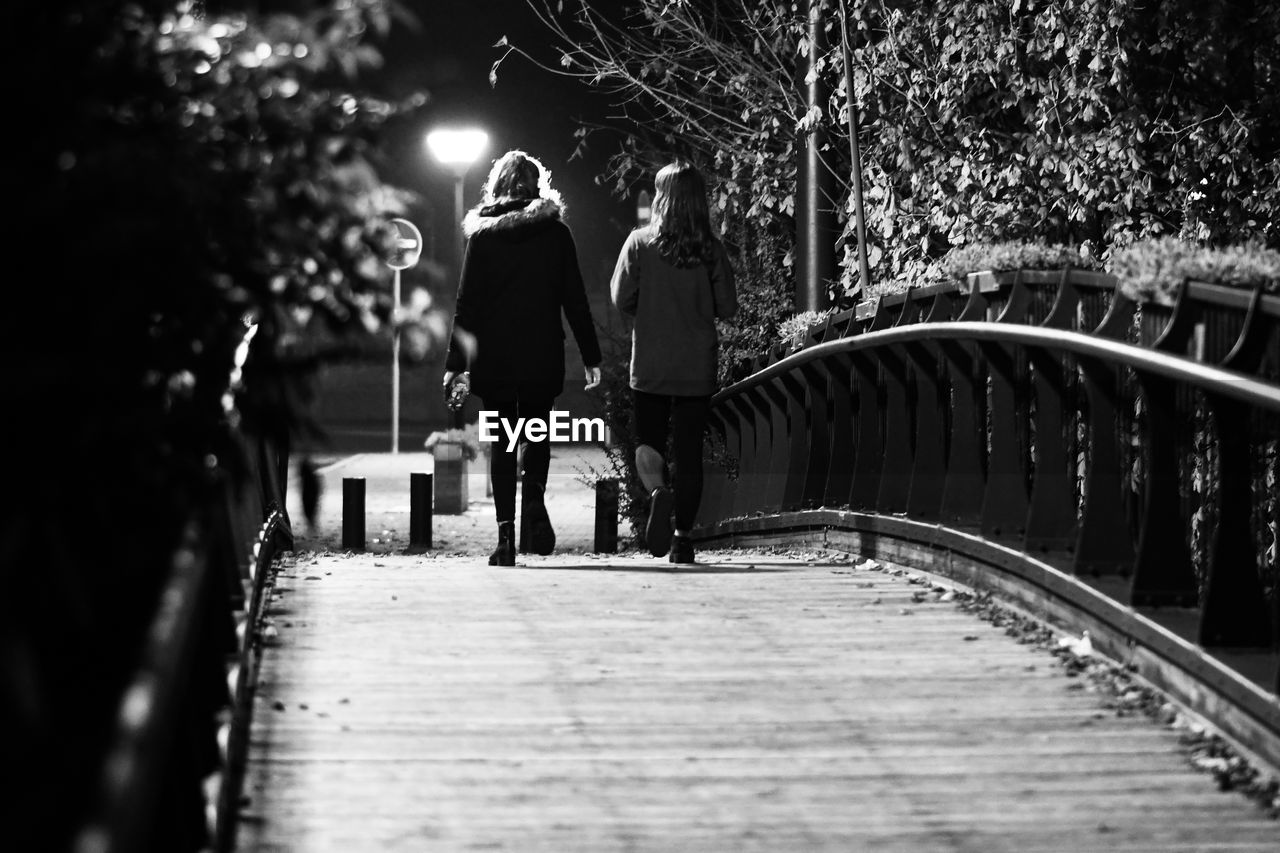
428,431,471,514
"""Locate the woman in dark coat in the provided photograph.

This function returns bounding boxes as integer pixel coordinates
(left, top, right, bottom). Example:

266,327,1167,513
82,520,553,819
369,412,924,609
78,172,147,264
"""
610,160,737,563
443,150,602,565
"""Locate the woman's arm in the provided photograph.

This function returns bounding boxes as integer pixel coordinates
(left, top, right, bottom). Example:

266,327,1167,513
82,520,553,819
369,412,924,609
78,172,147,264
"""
711,240,738,321
610,230,642,318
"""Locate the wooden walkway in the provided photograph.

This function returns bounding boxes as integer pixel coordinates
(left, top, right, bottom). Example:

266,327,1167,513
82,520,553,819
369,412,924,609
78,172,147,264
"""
237,550,1278,852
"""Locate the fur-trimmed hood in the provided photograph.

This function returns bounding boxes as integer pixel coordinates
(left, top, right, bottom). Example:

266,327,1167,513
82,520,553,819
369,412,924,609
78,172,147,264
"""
462,196,564,239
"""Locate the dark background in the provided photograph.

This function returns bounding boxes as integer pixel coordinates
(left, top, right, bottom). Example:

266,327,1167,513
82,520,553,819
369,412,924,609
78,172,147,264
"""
314,0,637,450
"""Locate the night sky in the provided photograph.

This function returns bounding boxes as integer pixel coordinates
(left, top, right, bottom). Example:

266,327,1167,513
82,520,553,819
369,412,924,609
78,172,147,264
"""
374,0,635,300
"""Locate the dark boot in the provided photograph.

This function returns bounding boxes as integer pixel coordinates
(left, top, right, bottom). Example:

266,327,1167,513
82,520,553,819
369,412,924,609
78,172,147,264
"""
645,487,674,557
669,535,695,565
488,520,515,566
523,481,556,555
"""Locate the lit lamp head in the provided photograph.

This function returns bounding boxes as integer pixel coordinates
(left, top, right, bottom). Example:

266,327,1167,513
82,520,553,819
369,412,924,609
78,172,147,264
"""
425,128,489,175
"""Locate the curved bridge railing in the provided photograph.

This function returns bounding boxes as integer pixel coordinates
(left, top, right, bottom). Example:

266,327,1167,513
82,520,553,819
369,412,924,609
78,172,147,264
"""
693,269,1280,767
68,364,292,850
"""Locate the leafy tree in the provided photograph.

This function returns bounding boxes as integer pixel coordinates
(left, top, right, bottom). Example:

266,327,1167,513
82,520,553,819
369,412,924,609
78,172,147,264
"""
5,1,434,843
500,0,1279,547
506,0,1280,310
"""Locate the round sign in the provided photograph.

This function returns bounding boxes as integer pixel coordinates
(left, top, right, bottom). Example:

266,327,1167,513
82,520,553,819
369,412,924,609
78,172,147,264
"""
386,217,423,270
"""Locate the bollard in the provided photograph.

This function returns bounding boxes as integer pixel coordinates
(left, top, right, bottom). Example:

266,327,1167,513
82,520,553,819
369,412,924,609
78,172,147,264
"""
341,477,366,552
594,479,619,553
410,472,432,551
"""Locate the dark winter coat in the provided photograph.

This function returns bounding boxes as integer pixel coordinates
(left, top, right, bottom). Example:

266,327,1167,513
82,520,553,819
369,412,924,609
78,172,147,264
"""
610,225,737,396
445,196,602,401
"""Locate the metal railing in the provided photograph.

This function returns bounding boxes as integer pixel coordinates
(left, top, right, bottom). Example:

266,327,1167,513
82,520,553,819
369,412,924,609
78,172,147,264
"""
70,430,290,853
695,268,1280,762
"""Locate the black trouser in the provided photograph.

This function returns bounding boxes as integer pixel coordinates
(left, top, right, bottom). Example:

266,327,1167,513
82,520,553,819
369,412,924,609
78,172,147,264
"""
633,390,710,531
485,395,553,523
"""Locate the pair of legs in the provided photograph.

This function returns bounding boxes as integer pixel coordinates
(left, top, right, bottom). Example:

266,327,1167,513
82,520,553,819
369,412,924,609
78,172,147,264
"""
634,390,710,557
485,395,555,564
486,395,553,523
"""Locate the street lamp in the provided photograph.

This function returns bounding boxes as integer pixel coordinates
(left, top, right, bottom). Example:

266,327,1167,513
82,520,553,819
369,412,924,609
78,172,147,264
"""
425,127,488,430
425,127,490,277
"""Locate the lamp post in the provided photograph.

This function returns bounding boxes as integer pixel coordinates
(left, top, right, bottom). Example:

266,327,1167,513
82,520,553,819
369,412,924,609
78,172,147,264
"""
425,128,489,432
425,128,490,282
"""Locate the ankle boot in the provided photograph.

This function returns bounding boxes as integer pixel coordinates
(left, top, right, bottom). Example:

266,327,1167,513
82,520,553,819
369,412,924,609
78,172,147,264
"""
523,482,556,556
488,521,516,566
669,534,695,565
645,487,674,557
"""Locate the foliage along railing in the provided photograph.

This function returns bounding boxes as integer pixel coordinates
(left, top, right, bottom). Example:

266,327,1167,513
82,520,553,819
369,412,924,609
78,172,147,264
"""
70,431,290,853
696,269,1280,702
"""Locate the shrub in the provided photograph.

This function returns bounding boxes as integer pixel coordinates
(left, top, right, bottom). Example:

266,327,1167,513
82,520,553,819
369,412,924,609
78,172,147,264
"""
940,241,1100,283
777,308,836,353
1109,238,1280,305
714,215,796,387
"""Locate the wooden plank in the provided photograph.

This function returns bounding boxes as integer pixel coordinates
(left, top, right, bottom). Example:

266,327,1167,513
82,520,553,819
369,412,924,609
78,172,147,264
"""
239,553,1278,852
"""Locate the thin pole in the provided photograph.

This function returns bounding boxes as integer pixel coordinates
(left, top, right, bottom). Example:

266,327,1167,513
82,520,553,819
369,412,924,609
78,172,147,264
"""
452,171,466,431
454,172,466,274
797,0,836,312
837,0,872,296
391,267,401,450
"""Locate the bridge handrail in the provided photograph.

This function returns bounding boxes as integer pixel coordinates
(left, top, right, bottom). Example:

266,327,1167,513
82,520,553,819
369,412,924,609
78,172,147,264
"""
716,321,1280,414
70,345,290,852
696,266,1279,767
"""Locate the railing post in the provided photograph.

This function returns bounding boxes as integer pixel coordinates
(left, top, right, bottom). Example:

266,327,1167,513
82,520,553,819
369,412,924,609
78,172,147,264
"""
937,338,985,528
848,350,884,509
1199,395,1273,646
978,339,1030,539
1130,374,1198,606
905,339,946,520
700,412,730,524
410,472,432,551
777,372,813,511
796,362,833,508
341,477,366,552
747,386,787,514
1023,345,1078,553
729,396,763,519
822,354,856,507
876,346,912,514
708,407,742,523
1073,356,1137,575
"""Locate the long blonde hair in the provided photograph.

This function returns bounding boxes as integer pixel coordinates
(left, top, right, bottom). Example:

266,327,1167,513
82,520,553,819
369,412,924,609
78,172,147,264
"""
652,160,716,268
